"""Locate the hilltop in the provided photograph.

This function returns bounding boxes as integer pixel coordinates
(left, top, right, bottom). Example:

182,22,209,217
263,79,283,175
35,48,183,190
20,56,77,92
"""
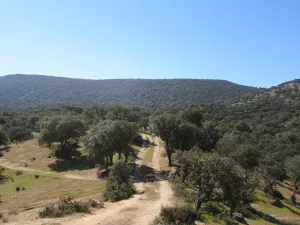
0,74,262,108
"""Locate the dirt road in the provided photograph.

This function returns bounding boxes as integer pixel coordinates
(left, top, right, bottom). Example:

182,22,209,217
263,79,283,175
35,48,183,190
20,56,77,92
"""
64,135,174,225
5,135,174,225
0,159,98,180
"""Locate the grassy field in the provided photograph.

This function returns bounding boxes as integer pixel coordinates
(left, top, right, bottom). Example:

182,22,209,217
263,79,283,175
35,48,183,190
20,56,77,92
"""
0,168,106,212
0,138,99,178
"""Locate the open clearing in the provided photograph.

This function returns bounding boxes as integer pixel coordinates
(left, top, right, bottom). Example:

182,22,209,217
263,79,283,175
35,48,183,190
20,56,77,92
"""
0,138,98,180
0,168,106,212
1,134,174,225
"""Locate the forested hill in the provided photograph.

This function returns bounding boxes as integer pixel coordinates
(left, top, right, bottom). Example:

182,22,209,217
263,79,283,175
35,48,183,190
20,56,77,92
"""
0,74,262,108
203,79,300,138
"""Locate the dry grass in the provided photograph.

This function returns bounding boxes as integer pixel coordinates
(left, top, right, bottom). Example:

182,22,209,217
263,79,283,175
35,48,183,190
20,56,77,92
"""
1,138,97,178
0,168,106,212
252,183,300,225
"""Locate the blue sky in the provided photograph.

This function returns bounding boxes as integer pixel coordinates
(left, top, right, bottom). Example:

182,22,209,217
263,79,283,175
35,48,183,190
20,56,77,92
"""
0,0,299,87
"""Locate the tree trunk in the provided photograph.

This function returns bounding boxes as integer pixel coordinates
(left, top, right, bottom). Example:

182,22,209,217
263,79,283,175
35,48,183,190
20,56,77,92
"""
229,203,237,218
109,155,113,166
193,194,202,223
125,152,128,163
165,141,172,166
106,156,109,169
195,197,202,213
118,152,122,160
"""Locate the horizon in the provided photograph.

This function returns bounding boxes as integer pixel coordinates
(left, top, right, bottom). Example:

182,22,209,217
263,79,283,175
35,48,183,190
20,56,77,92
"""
1,0,300,88
0,73,284,88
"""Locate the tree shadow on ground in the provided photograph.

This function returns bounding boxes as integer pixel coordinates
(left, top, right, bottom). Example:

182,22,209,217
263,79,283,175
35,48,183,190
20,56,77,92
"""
282,202,300,216
249,207,293,225
132,164,169,183
48,153,93,172
0,146,10,152
278,182,296,193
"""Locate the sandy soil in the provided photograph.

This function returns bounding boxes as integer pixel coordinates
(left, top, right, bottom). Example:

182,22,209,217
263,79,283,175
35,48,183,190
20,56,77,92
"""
5,135,174,225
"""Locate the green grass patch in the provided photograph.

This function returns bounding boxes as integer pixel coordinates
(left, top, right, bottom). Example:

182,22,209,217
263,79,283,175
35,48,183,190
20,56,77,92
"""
0,168,58,195
0,168,106,211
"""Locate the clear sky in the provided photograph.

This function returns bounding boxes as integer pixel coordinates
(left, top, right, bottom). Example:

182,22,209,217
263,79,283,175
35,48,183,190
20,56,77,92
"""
0,0,299,87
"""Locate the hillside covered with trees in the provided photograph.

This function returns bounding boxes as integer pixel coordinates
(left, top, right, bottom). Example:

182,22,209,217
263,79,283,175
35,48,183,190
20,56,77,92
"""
1,78,300,224
0,74,262,108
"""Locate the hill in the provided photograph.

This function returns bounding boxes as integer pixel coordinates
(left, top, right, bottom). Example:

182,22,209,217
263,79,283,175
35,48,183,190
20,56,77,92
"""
203,79,300,144
0,74,262,108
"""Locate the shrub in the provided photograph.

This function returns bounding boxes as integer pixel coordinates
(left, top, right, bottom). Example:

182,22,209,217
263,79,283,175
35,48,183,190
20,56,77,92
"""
103,180,134,202
0,152,3,157
87,199,104,208
16,186,20,192
22,187,26,191
223,216,239,225
8,210,18,215
203,202,226,215
2,217,9,223
39,200,92,218
103,161,134,202
154,206,195,225
272,190,284,200
10,177,14,182
35,174,39,179
16,170,23,176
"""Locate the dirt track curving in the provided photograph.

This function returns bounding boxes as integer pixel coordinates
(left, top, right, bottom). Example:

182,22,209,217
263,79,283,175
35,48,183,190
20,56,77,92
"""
64,135,174,225
5,135,174,225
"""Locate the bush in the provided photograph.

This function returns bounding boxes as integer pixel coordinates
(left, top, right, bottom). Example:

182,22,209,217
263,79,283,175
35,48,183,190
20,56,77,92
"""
16,170,23,176
223,216,239,225
16,186,20,192
22,187,26,191
0,152,3,157
272,190,284,200
103,180,134,202
34,174,39,179
154,206,195,225
87,199,104,208
103,161,134,202
203,202,226,215
39,200,92,218
2,217,9,223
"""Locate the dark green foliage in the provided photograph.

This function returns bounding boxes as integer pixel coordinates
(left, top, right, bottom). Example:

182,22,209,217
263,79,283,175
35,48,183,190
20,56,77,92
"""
150,113,182,165
202,202,226,216
260,154,284,195
0,75,262,108
103,161,134,202
16,186,20,192
0,130,8,146
39,200,92,218
180,108,203,127
285,155,300,202
154,206,195,225
87,199,104,208
7,127,32,144
39,115,85,159
16,170,23,176
84,120,137,167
